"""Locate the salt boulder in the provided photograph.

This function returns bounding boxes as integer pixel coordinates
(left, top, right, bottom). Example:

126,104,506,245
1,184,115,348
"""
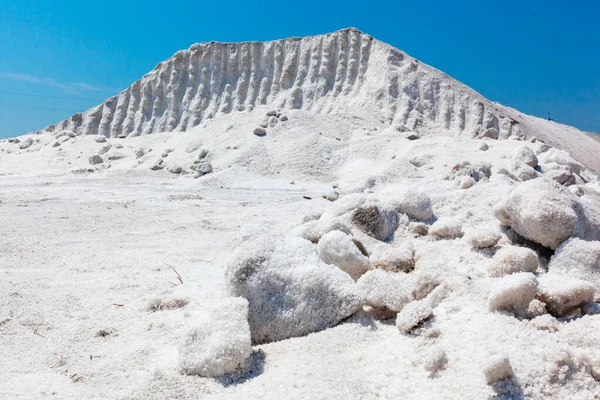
510,160,540,182
549,238,600,289
396,300,433,334
512,145,538,168
317,230,370,280
487,246,539,277
357,269,413,312
369,242,415,272
448,161,491,182
459,176,476,189
537,273,595,316
179,297,251,377
387,188,434,221
225,235,364,344
108,152,126,161
464,226,501,249
429,217,463,239
19,137,33,150
94,135,107,143
494,179,599,249
89,155,103,165
98,144,112,155
541,163,574,185
480,128,499,139
349,201,399,241
488,273,538,315
253,127,266,136
483,355,513,383
539,148,584,175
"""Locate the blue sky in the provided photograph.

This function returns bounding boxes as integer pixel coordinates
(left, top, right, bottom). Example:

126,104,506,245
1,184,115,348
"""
1,0,599,138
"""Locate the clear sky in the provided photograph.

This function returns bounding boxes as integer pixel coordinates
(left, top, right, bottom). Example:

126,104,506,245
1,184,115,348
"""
1,0,599,138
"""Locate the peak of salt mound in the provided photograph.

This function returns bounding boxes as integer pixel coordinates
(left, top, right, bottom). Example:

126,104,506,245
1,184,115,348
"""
25,32,528,141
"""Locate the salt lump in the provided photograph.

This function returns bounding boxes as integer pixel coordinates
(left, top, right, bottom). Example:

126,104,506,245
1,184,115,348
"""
429,217,463,239
386,188,434,221
179,297,251,377
317,230,370,280
539,148,584,175
369,242,415,272
483,355,514,383
494,178,599,249
487,246,539,277
423,346,448,373
396,300,433,334
349,201,399,241
487,273,538,316
225,235,364,344
464,226,501,248
549,238,600,289
537,273,595,316
512,145,538,168
357,269,413,312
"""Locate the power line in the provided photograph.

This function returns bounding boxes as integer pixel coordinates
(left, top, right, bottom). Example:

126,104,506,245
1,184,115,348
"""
0,91,104,102
0,102,83,113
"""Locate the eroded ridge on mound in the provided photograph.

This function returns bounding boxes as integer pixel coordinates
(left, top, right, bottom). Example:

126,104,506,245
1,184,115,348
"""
35,28,521,140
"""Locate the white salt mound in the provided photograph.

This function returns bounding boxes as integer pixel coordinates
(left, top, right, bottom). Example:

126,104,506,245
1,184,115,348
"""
488,272,538,315
357,269,413,312
487,246,539,277
429,217,463,239
178,297,252,377
225,235,364,344
483,355,513,383
317,230,370,280
549,238,600,289
465,226,501,249
537,273,596,316
494,178,599,249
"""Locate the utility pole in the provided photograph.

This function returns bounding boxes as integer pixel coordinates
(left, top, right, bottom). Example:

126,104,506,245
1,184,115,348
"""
547,112,553,121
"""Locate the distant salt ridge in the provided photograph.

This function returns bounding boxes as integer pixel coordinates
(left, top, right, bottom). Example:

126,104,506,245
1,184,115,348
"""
35,28,523,140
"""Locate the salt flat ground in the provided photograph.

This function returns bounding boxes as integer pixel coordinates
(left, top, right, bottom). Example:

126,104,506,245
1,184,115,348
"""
0,175,331,399
2,173,600,400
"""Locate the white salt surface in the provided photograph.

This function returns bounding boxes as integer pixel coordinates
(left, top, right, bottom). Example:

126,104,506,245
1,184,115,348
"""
2,28,600,399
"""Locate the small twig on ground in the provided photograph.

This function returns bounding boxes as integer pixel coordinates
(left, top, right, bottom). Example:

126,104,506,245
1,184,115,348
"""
32,324,47,338
50,354,65,368
112,303,124,307
0,318,10,327
167,264,184,286
69,373,84,383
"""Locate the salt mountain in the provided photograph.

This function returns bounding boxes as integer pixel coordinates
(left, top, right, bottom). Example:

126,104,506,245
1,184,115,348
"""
32,27,600,171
